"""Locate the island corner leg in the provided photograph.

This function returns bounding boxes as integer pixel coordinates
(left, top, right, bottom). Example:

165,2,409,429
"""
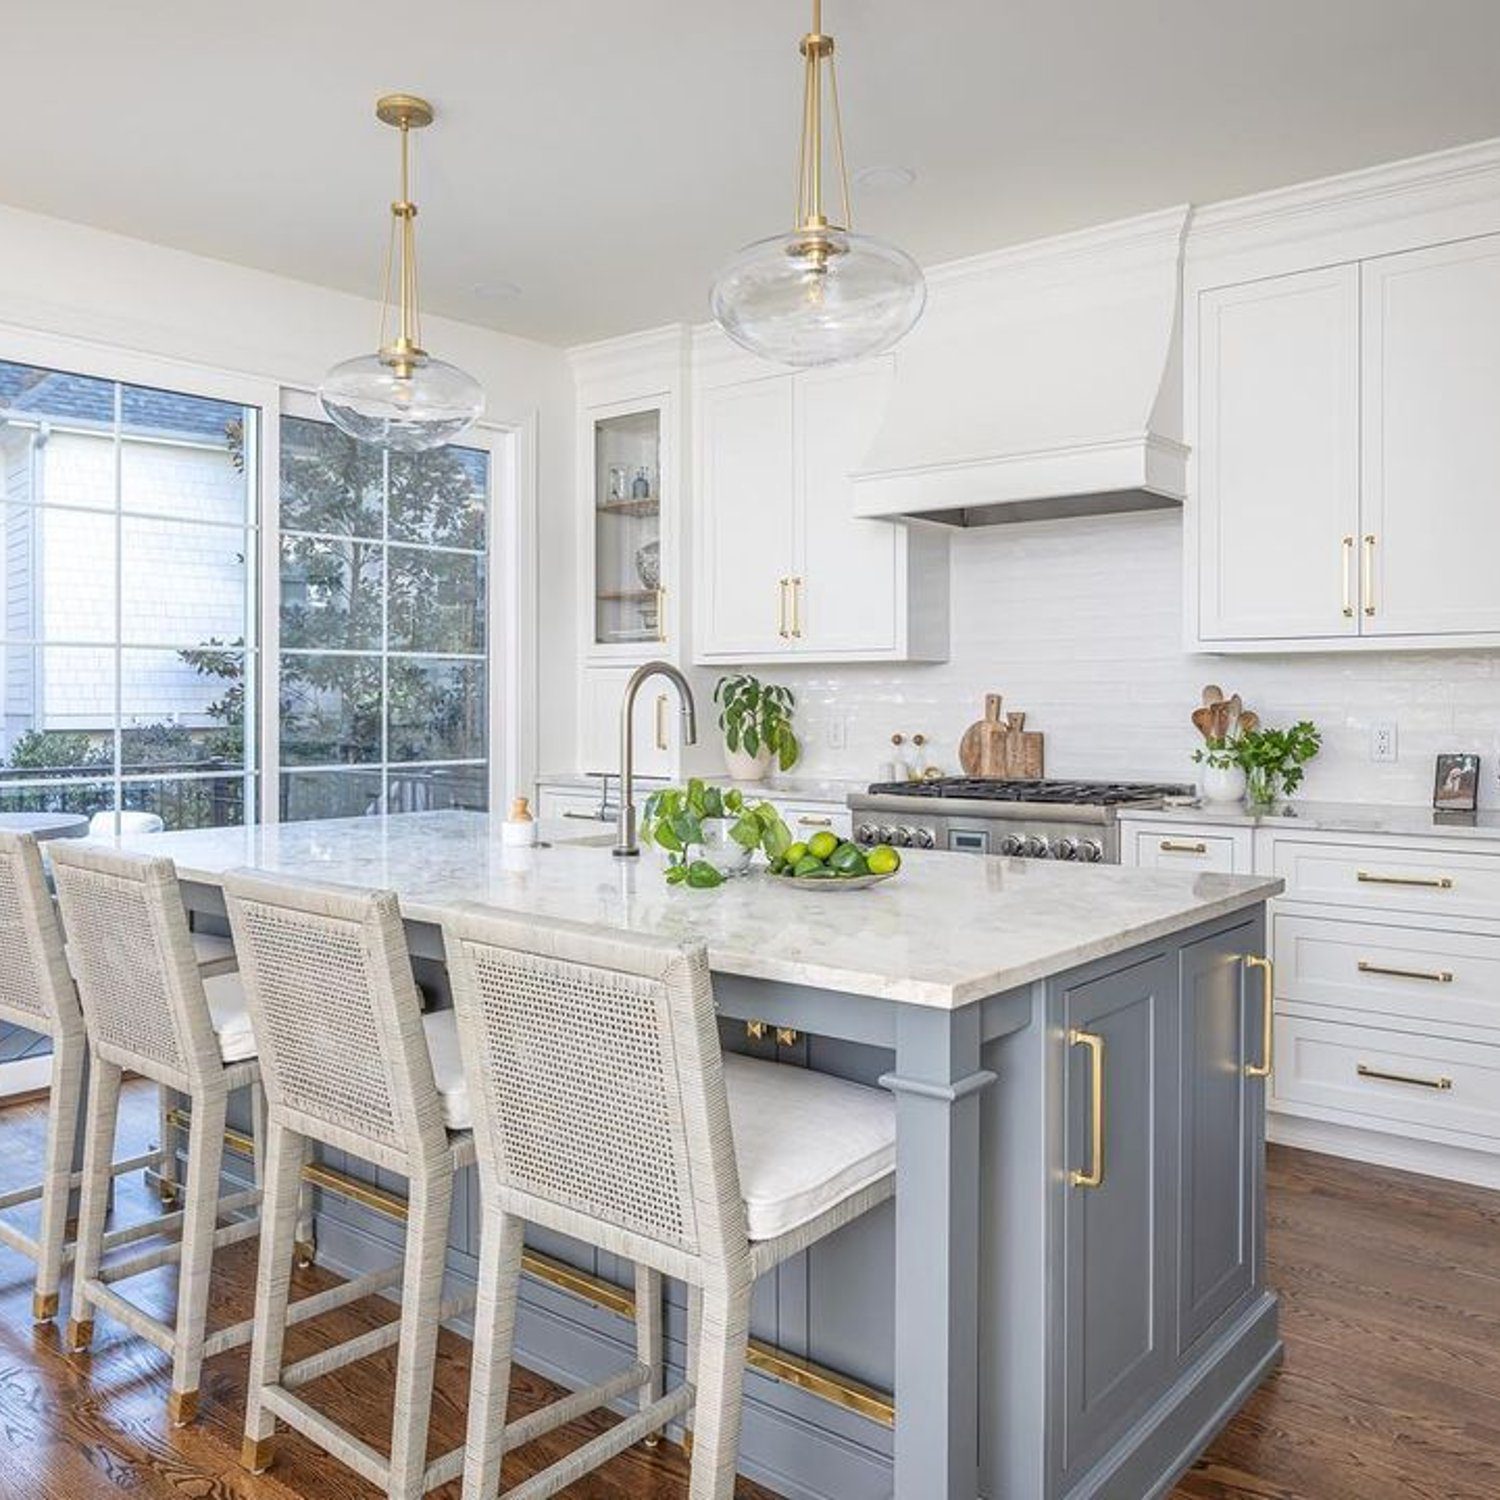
881,1003,996,1500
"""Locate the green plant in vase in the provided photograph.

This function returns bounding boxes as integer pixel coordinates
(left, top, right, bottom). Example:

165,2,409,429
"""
714,674,800,782
1233,722,1322,806
640,780,792,888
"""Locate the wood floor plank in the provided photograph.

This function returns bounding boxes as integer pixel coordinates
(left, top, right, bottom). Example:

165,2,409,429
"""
2,1083,1498,1498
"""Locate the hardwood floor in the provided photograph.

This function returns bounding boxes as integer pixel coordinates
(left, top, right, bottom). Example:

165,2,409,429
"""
0,1081,1496,1499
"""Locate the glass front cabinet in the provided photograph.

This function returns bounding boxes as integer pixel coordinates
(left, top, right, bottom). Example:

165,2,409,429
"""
584,396,672,660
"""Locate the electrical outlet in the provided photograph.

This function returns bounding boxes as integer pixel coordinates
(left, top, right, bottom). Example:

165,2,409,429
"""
826,717,847,751
1371,722,1398,763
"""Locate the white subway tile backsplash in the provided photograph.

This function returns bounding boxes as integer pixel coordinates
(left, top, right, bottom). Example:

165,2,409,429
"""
760,510,1500,808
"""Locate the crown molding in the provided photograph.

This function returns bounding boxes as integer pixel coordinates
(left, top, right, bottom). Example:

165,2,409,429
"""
567,323,690,388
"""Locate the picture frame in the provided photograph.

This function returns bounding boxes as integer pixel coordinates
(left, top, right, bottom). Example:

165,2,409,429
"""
1433,753,1480,813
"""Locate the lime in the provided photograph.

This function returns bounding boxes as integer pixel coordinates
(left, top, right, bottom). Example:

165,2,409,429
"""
792,854,826,878
866,845,901,876
808,830,839,862
784,841,809,867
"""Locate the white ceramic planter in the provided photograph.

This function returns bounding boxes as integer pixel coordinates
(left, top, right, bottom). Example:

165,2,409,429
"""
724,743,773,782
1200,762,1247,804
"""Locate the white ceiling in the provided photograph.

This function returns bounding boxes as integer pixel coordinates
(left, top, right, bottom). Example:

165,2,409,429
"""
8,2,1500,347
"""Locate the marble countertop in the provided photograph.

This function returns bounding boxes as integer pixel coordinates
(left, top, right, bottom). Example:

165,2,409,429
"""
111,811,1280,1010
1118,799,1500,842
537,771,863,805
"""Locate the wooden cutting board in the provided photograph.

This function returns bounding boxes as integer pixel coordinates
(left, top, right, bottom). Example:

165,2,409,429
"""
959,693,1045,779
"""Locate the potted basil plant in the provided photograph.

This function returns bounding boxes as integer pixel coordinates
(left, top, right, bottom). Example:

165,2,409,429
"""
640,780,792,888
713,674,801,783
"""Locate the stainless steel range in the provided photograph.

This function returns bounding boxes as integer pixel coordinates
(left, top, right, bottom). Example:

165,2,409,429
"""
848,778,1194,863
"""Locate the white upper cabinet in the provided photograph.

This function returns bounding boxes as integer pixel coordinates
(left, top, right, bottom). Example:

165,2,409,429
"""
698,376,798,659
1195,266,1360,643
1361,236,1500,637
695,358,948,665
1192,225,1500,651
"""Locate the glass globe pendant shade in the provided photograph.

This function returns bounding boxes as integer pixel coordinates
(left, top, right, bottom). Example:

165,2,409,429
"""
318,347,485,453
711,224,926,367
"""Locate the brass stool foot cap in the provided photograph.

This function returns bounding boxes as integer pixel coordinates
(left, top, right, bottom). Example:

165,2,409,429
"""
241,1434,276,1473
65,1318,93,1352
293,1239,316,1269
31,1292,59,1323
642,1433,660,1449
168,1389,198,1427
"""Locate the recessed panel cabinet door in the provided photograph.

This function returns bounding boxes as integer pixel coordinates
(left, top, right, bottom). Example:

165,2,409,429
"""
1362,235,1500,636
794,361,899,655
1058,954,1173,1481
1197,266,1361,641
698,377,796,658
1178,922,1261,1356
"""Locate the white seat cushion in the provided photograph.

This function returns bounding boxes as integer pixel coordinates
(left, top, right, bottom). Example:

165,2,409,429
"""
204,972,257,1064
723,1053,895,1241
190,931,236,973
422,1009,472,1132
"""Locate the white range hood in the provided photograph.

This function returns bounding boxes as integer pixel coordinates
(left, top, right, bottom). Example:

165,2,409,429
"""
851,206,1191,527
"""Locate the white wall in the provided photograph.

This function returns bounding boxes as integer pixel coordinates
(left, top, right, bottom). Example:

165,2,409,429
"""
757,509,1500,809
0,202,577,786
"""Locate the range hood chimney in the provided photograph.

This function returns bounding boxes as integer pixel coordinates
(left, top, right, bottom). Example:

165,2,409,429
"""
851,207,1190,527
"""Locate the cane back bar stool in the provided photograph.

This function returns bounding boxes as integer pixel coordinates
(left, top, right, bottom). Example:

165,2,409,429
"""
441,907,898,1500
222,870,487,1499
49,841,310,1426
0,830,177,1321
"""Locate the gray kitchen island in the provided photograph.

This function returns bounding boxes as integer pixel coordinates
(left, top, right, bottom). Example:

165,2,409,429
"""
111,810,1284,1500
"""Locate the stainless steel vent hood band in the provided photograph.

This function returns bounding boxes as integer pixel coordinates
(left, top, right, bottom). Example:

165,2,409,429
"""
851,206,1191,527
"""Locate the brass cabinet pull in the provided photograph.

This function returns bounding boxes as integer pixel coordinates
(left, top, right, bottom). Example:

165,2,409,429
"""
1357,960,1454,984
561,810,606,821
1244,954,1274,1079
654,693,668,752
1356,870,1454,890
775,1027,800,1048
1341,535,1355,618
1362,533,1376,616
1159,839,1208,854
798,816,833,828
791,576,803,639
777,578,790,639
1356,1062,1453,1091
1068,1028,1105,1189
746,1019,768,1041
656,586,668,643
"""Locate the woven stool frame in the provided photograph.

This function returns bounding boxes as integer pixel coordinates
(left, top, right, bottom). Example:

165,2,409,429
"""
441,905,894,1500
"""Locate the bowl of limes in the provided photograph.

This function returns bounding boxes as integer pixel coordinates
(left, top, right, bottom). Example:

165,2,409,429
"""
768,830,902,889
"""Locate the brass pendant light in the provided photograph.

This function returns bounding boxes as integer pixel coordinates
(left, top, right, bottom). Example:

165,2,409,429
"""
710,0,926,367
319,94,484,451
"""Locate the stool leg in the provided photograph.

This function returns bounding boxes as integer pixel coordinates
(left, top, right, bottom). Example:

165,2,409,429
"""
686,1279,752,1500
683,1282,703,1446
460,1208,523,1500
636,1264,664,1446
389,1168,454,1500
66,1057,122,1352
168,1086,227,1424
242,1121,305,1473
249,1081,267,1190
32,1030,84,1323
155,1083,179,1204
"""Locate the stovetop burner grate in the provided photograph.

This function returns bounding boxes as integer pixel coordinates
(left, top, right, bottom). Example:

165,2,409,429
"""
863,778,1194,806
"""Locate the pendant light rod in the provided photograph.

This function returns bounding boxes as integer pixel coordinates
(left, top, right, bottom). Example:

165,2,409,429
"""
795,0,851,233
374,93,433,377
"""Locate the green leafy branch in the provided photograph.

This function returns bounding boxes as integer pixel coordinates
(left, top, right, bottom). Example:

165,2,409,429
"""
640,779,792,889
1227,721,1322,794
712,674,800,771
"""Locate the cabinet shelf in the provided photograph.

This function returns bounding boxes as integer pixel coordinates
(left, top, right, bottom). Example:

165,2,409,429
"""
596,499,659,518
597,588,658,603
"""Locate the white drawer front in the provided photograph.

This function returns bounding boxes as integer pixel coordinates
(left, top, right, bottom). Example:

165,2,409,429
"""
538,789,610,824
1131,829,1244,874
1270,838,1500,921
1273,1015,1500,1142
766,801,853,839
1275,913,1500,1034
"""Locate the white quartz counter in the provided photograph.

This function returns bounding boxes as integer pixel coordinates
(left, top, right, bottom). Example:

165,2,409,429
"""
113,810,1281,1010
1123,799,1500,842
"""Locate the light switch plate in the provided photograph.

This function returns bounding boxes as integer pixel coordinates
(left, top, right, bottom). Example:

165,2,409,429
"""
826,718,847,750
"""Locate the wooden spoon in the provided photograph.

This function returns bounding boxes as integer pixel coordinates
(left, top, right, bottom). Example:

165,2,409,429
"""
1191,706,1216,740
1201,684,1225,707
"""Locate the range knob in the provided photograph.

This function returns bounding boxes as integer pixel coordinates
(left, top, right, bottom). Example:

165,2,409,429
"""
999,833,1025,857
913,827,936,849
855,824,878,845
1054,837,1080,861
893,826,916,847
1077,839,1104,863
876,827,897,847
1021,834,1050,859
